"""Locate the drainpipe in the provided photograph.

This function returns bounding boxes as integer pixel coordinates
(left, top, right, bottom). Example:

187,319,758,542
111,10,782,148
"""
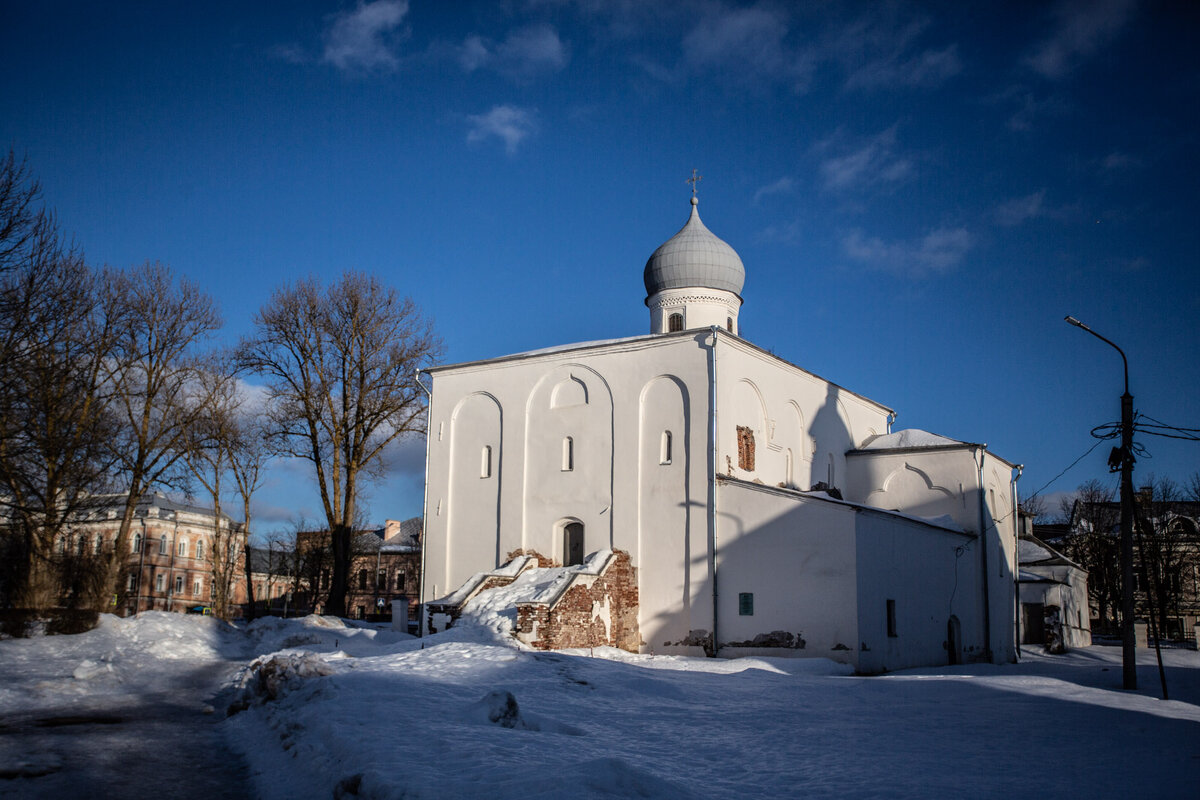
165,511,178,613
136,513,147,614
975,446,993,661
708,326,720,657
1011,464,1023,662
887,411,896,435
415,367,433,637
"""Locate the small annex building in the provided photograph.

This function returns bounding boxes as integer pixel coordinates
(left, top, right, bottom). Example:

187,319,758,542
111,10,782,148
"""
419,194,1021,672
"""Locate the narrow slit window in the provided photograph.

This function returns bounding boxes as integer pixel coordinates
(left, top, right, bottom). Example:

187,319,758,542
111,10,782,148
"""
668,313,683,332
660,431,673,465
887,599,897,637
726,317,733,332
562,436,574,471
480,445,492,478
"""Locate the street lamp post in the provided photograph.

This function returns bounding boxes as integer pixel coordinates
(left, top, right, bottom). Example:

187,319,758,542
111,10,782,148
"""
1065,315,1136,690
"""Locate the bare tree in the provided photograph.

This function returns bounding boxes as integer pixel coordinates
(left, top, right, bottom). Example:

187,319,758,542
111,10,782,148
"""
101,262,223,605
1063,480,1121,633
1018,494,1049,523
239,272,441,616
0,152,120,612
183,366,245,619
232,412,271,620
1134,476,1198,639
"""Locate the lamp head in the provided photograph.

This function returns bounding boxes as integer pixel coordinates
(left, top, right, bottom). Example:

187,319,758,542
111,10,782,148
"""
1064,315,1084,328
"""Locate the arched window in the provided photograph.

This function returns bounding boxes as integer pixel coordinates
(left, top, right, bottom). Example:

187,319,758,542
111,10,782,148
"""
563,522,584,567
660,431,673,465
159,536,168,555
132,533,142,553
177,539,188,557
668,313,684,332
480,445,492,478
195,540,205,561
562,436,574,471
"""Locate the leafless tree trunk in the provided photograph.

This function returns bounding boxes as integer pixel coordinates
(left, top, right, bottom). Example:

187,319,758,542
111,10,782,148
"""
1134,476,1194,639
239,272,440,616
1064,480,1121,632
101,262,223,607
0,151,121,612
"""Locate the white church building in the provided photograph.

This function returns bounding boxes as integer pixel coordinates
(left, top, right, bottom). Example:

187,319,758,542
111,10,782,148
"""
419,194,1020,672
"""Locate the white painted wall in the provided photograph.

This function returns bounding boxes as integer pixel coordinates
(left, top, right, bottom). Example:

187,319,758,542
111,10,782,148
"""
647,287,740,334
844,445,1019,663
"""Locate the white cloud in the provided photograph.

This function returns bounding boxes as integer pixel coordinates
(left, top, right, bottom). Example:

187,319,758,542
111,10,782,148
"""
322,0,409,72
843,227,972,278
682,5,812,89
459,25,569,78
847,44,961,90
817,127,913,192
994,190,1046,227
466,105,538,155
753,177,795,205
1025,0,1136,79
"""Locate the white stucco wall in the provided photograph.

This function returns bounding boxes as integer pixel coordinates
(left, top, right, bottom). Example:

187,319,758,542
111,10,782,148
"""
1019,565,1092,649
854,510,983,672
715,336,891,496
421,331,714,651
713,481,861,665
844,445,1019,663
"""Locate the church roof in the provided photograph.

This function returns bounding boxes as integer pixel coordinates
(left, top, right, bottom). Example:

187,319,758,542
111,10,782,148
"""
643,197,745,298
856,429,965,450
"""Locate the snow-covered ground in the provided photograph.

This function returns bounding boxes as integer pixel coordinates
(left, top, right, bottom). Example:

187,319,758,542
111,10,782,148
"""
2,612,1198,799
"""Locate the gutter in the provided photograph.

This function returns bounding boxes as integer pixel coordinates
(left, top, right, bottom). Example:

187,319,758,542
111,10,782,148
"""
975,446,993,662
708,326,720,657
1011,464,1023,662
415,367,433,637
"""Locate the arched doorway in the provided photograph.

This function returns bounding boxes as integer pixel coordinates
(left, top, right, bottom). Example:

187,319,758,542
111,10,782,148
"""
563,522,584,566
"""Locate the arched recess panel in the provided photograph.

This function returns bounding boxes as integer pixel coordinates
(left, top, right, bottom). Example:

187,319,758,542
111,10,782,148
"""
728,379,767,476
809,387,855,491
523,364,614,557
447,392,502,583
867,463,955,518
638,375,691,647
774,401,807,489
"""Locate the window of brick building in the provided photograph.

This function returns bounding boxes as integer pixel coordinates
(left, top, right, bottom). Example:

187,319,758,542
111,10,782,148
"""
155,574,165,592
358,569,368,590
377,569,387,590
133,533,142,553
196,540,205,560
178,539,188,557
193,579,202,597
736,426,755,471
174,575,183,594
159,536,168,555
395,571,406,592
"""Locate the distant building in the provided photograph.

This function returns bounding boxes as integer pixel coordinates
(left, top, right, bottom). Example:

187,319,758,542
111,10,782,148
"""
296,518,421,625
60,493,247,616
1018,513,1091,650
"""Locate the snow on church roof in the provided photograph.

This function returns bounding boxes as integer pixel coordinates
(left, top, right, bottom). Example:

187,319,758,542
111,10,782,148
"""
856,429,967,451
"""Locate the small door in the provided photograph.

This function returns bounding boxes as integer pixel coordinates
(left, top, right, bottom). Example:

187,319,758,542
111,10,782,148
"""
563,522,584,566
1022,602,1045,645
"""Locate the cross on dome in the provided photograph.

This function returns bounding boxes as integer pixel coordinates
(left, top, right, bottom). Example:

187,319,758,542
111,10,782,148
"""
687,168,702,200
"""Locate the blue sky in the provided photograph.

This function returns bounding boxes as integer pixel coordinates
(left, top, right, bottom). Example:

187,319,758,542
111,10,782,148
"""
2,0,1198,533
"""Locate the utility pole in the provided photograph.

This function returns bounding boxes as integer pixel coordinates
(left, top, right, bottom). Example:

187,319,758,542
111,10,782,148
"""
1066,315,1137,690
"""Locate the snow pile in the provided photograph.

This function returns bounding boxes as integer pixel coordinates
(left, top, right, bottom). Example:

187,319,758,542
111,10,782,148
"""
4,613,1200,797
858,428,963,450
1019,538,1054,563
